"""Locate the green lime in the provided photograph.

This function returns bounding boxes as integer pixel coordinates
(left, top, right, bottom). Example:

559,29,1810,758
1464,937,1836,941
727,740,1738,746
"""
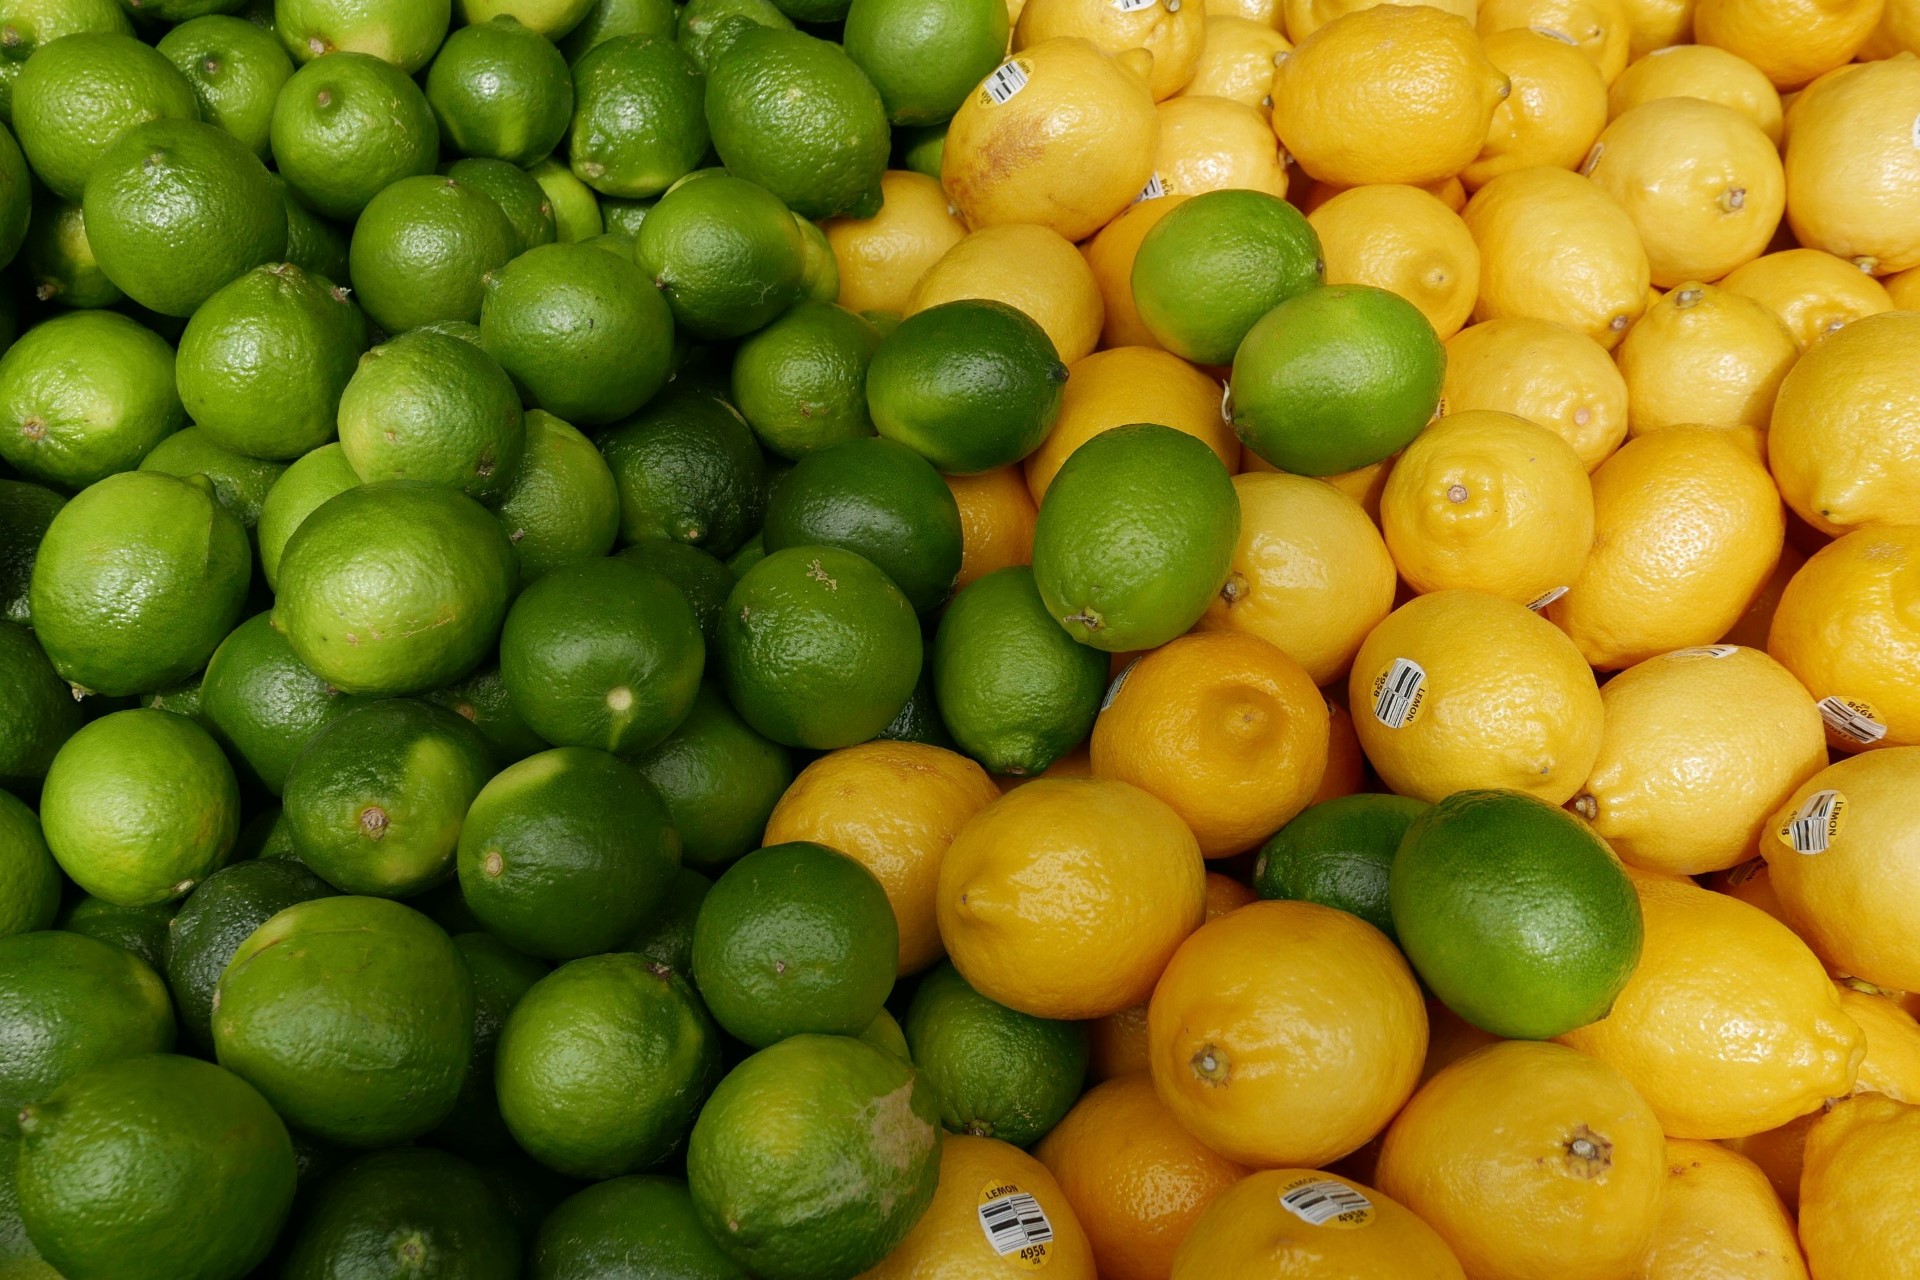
445,156,558,255
470,1152,575,1256
562,0,676,59
0,485,62,629
0,930,173,1133
496,951,720,1178
214,895,474,1144
1390,789,1644,1040
11,32,196,200
762,436,961,614
29,472,250,697
426,15,572,166
725,530,766,576
347,173,517,334
691,841,897,1047
876,648,953,748
0,124,29,273
83,118,288,318
0,1129,49,1273
1130,189,1324,366
1230,283,1447,476
20,193,122,309
706,27,888,220
164,859,335,1051
275,0,451,73
16,1054,294,1280
52,898,172,974
425,663,549,768
843,0,1006,125
494,409,620,582
499,556,704,753
905,960,1086,1146
624,866,710,975
860,1006,909,1058
177,261,368,463
269,51,439,221
1253,793,1426,940
569,34,706,199
688,1033,940,1279
897,121,944,178
157,15,294,158
278,181,350,281
255,442,357,590
139,676,205,722
933,565,1106,776
0,795,57,942
232,806,297,863
533,1175,748,1280
458,0,595,37
633,173,804,340
274,480,518,696
866,298,1067,474
629,682,791,869
0,0,132,122
434,932,549,1158
0,621,81,792
137,427,287,529
527,154,604,242
616,538,734,651
336,330,526,503
0,310,183,489
1031,423,1239,652
731,301,880,459
479,241,675,425
281,1147,517,1280
676,0,791,71
598,195,653,236
600,385,768,554
200,612,361,792
793,214,837,304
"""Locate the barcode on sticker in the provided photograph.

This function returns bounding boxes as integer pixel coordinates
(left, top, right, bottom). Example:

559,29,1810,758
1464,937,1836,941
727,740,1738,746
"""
1371,658,1426,729
981,59,1030,105
1666,645,1739,660
1725,857,1764,886
1526,586,1569,611
1818,696,1887,745
979,1191,1054,1254
1114,0,1157,11
1280,1179,1373,1226
1134,172,1165,203
1779,790,1845,855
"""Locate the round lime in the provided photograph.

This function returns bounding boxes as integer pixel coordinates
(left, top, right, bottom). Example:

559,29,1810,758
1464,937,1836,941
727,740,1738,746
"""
136,428,287,530
0,310,183,490
255,442,358,591
424,663,549,768
0,484,63,628
268,51,440,221
281,1147,518,1279
156,15,294,158
347,173,517,333
633,173,805,340
11,32,197,201
905,961,1087,1146
842,0,1007,125
731,300,881,459
532,1175,748,1280
433,932,549,1158
275,0,451,73
20,191,122,310
1253,792,1427,940
560,0,676,60
426,15,573,166
0,1,132,123
676,0,791,71
615,539,735,651
569,34,706,198
624,867,711,976
52,897,172,976
600,385,768,554
629,682,791,869
336,329,526,503
163,858,336,1049
0,795,58,942
278,180,351,281
0,621,82,792
444,156,558,255
495,409,621,581
199,612,362,793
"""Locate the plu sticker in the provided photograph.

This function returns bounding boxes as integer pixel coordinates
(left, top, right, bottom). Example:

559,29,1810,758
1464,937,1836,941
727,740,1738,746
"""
977,1182,1056,1267
1525,585,1568,611
1817,696,1887,746
1133,172,1166,203
1777,789,1847,856
1370,657,1426,729
979,59,1032,107
1665,645,1739,661
1113,0,1158,11
1277,1175,1374,1229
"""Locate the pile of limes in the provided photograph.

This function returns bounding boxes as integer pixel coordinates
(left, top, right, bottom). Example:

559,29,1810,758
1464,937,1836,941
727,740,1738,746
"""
0,0,1918,1275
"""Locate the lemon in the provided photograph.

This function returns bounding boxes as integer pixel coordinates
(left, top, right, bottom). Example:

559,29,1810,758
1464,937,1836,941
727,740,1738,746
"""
1767,312,1920,533
1478,0,1630,81
1721,247,1896,350
819,170,965,317
1441,315,1629,469
1616,283,1799,443
1173,1168,1466,1278
1694,0,1883,88
1013,0,1207,99
1800,1095,1920,1278
1637,1140,1806,1280
906,222,1105,365
1283,0,1474,42
1149,95,1287,199
1463,28,1609,191
1607,44,1784,143
1080,193,1185,349
1023,346,1236,503
1308,183,1479,338
1177,17,1289,109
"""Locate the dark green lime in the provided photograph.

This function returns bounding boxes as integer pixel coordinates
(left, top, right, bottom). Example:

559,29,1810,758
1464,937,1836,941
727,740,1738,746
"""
843,0,1008,125
0,794,58,942
0,621,82,793
20,192,121,309
629,683,791,869
601,385,768,554
54,897,173,974
281,1147,518,1280
495,409,622,582
625,867,710,976
163,858,335,1048
425,664,549,769
905,961,1086,1146
532,1175,748,1280
876,648,953,748
137,427,287,529
446,156,558,255
278,182,350,282
561,0,677,60
199,612,363,794
434,932,549,1158
0,485,62,628
616,538,735,651
676,0,791,71
1253,793,1427,940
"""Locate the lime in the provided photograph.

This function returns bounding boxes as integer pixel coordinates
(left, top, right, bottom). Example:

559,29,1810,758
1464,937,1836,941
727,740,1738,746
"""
762,436,962,614
877,651,954,748
11,32,196,200
731,301,880,459
176,261,368,463
0,125,28,274
843,0,1006,125
568,34,706,199
20,192,122,309
16,1054,294,1280
933,565,1106,776
706,26,887,220
0,795,57,941
163,858,336,1049
676,0,791,71
616,539,734,650
532,1176,748,1280
52,898,172,974
445,156,557,255
726,530,766,576
457,0,595,37
255,442,357,590
1030,423,1239,652
426,15,572,166
0,0,132,122
426,663,549,767
1230,283,1447,476
1390,789,1644,1040
274,0,450,73
0,931,173,1133
434,932,548,1158
560,0,676,60
281,1148,517,1280
0,485,62,628
0,310,183,490
688,1033,940,1279
0,1129,48,1273
625,866,710,975
232,807,298,863
157,15,294,158
634,174,804,340
31,472,250,697
905,961,1086,1146
898,121,944,178
347,173,517,333
214,895,474,1145
139,677,205,722
278,181,350,281
282,698,494,896
866,299,1067,474
1253,793,1427,940
0,621,82,792
136,428,287,530
496,952,720,1178
336,329,526,503
598,195,653,237
273,480,518,696
527,155,604,242
494,409,620,581
629,682,791,869
268,51,439,221
478,241,675,425
792,214,837,304
600,385,768,554
1131,189,1325,366
692,841,897,1047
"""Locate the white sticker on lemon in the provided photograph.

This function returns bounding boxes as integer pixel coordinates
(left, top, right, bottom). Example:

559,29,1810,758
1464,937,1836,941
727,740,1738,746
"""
979,59,1032,107
1777,789,1847,856
1371,658,1426,729
1525,586,1569,611
1277,1176,1374,1229
1665,645,1739,661
978,1182,1055,1268
1817,696,1886,746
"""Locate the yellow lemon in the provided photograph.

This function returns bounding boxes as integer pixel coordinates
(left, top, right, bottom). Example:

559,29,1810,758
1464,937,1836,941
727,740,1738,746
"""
1888,263,1920,307
945,466,1037,590
1478,0,1631,81
1181,17,1289,108
1546,426,1784,669
1719,539,1805,650
1441,316,1629,468
1799,1094,1920,1278
820,170,968,316
1347,589,1603,804
1634,1141,1807,1280
942,38,1158,242
1618,0,1692,55
1283,0,1476,42
1087,1001,1150,1081
1462,166,1650,349
1236,452,1402,525
936,777,1205,1019
1572,645,1827,876
1462,29,1610,191
1375,1041,1667,1280
1863,0,1920,51
1307,184,1480,338
1582,97,1784,287
1080,193,1185,350
1694,0,1884,88
1149,95,1288,199
1719,248,1895,351
1014,0,1208,98
1173,1169,1467,1278
1147,900,1428,1167
1314,696,1367,801
1616,282,1800,437
1381,409,1595,605
906,222,1105,365
1838,983,1920,1100
1557,872,1864,1138
1768,312,1920,536
1208,0,1282,25
1607,44,1784,142
1199,471,1397,684
1271,5,1509,187
1022,347,1234,503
